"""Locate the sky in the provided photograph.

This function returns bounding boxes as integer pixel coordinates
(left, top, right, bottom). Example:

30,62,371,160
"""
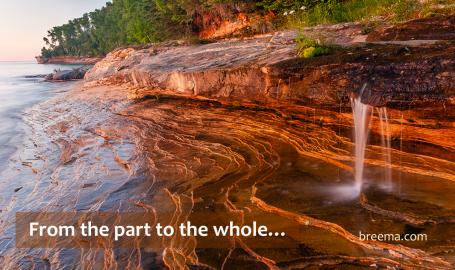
0,0,108,61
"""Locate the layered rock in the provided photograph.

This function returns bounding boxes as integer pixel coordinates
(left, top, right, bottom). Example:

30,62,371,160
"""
269,42,455,109
85,20,455,114
85,31,297,101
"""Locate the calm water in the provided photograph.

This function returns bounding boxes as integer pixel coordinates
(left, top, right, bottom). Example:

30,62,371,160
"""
0,61,79,172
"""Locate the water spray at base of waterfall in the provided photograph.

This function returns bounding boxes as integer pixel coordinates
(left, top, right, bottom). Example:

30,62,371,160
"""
350,85,371,193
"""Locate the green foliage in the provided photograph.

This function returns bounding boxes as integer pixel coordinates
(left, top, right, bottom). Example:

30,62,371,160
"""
42,0,342,59
301,46,332,58
286,0,397,27
41,0,455,58
391,0,419,22
42,0,193,57
296,33,334,58
255,0,325,13
285,0,454,28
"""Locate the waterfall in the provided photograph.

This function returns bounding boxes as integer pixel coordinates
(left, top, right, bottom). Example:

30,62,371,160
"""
398,112,404,195
350,85,395,193
350,85,371,192
377,107,392,190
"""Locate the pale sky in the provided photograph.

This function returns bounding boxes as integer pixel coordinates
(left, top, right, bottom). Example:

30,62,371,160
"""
0,0,108,61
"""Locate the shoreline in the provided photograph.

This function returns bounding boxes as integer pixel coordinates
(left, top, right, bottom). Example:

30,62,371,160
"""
35,55,102,65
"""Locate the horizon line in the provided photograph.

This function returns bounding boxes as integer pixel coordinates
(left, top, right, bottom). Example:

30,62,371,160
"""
0,60,36,62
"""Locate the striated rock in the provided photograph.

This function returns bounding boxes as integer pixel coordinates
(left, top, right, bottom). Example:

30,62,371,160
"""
85,28,455,114
10,17,455,270
269,42,455,109
302,22,366,45
84,30,297,96
6,82,454,269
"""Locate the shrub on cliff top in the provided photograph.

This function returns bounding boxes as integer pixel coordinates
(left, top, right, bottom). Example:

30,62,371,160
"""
296,33,335,58
255,0,328,13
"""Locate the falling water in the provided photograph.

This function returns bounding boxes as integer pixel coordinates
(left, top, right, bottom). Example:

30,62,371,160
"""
377,107,392,190
350,86,371,192
398,112,404,195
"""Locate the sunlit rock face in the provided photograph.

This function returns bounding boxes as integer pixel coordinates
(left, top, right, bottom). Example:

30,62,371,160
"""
85,28,454,112
1,17,454,269
2,85,453,269
84,30,298,103
81,17,455,269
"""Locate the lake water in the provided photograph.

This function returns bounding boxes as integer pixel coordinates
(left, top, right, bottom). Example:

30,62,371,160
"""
0,61,79,172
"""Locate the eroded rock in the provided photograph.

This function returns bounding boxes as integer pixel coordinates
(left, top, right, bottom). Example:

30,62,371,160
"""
45,66,91,81
268,42,455,108
85,29,455,114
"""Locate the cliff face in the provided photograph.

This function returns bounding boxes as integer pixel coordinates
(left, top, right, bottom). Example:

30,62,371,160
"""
83,15,455,167
85,18,455,114
84,31,297,102
84,25,361,105
269,42,455,109
191,2,273,39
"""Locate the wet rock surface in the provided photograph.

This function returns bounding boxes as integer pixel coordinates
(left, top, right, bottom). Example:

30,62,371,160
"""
0,16,454,270
0,85,453,269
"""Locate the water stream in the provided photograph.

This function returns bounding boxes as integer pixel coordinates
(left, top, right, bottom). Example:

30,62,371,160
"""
377,107,393,190
350,84,396,193
350,90,371,192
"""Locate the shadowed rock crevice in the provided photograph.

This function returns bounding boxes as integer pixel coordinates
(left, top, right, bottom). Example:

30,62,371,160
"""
367,15,455,42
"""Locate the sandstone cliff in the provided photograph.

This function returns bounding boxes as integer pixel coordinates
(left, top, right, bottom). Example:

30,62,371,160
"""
85,17,455,114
